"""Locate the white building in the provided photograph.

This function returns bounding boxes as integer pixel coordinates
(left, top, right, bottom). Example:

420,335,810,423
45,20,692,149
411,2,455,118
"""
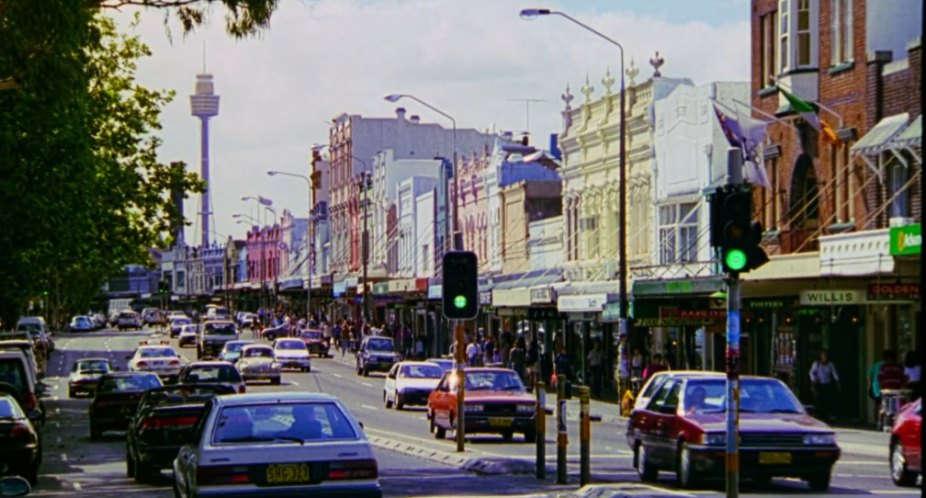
415,190,436,278
395,176,437,277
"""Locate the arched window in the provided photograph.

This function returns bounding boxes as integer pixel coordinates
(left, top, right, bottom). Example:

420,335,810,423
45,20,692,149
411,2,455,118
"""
889,160,909,218
788,154,820,228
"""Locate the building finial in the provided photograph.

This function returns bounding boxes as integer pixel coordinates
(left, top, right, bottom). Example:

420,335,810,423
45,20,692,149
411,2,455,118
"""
601,67,615,94
561,83,574,110
626,58,639,86
581,74,595,102
649,51,665,78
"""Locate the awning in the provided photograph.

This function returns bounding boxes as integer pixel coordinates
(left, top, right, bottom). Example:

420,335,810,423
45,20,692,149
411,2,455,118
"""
891,115,922,165
492,288,531,307
851,113,910,179
492,269,562,290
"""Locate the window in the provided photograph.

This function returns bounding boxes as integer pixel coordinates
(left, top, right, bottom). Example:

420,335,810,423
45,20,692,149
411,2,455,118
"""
760,11,778,86
422,244,430,272
830,0,853,65
889,161,910,218
779,0,790,71
658,202,699,264
797,0,812,66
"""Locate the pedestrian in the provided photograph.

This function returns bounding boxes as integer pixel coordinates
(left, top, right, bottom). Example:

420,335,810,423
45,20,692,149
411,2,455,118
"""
868,349,904,425
809,349,840,421
642,353,668,381
466,337,482,367
509,337,527,384
526,337,539,389
553,345,574,388
587,340,604,397
903,351,921,400
631,348,644,384
332,321,342,355
483,335,495,366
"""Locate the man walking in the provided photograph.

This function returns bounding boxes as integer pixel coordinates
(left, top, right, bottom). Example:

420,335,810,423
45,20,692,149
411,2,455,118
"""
809,349,840,421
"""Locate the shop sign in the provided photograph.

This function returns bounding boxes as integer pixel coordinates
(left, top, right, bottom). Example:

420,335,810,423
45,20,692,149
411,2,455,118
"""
558,294,607,312
659,308,726,320
497,308,527,318
479,290,493,306
345,277,359,288
890,223,922,256
333,281,346,297
746,299,787,309
373,282,389,295
868,283,920,301
415,278,429,292
527,308,563,320
566,312,598,322
530,287,553,304
427,284,442,300
799,290,865,305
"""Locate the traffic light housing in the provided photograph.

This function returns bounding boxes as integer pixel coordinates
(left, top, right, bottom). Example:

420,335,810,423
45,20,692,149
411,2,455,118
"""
157,280,170,295
709,184,769,275
442,251,478,320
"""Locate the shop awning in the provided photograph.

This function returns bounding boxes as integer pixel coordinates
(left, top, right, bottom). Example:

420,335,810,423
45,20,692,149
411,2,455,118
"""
851,113,911,179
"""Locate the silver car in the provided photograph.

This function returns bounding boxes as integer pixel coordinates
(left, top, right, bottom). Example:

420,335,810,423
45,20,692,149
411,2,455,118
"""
172,392,381,498
237,345,281,385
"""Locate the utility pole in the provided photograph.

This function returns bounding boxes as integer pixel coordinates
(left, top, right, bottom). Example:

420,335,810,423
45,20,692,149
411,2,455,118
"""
507,97,546,140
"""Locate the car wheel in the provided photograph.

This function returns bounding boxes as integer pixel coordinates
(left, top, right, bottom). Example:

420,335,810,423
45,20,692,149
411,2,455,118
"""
806,470,831,491
523,428,537,443
752,474,772,487
677,441,699,489
134,461,156,483
891,441,917,486
395,392,404,410
68,387,75,398
303,366,311,373
271,377,281,385
90,424,102,440
21,465,37,486
362,366,370,377
635,442,658,482
384,392,393,409
126,451,136,477
502,431,513,442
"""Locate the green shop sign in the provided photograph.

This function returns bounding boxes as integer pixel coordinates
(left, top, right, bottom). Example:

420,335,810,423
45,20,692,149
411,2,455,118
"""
890,223,921,256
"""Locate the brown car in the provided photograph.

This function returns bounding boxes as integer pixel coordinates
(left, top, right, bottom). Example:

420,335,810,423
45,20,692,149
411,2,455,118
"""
626,372,840,490
298,329,331,358
427,367,536,442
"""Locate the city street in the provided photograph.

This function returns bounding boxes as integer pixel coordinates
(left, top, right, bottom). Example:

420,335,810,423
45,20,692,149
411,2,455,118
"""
29,326,921,497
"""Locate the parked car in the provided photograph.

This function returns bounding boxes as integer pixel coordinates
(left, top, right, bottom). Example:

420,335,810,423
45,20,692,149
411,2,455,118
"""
177,324,198,348
116,310,143,331
0,351,44,432
384,361,443,410
298,329,330,357
172,392,382,498
196,320,238,360
237,345,281,385
15,317,53,353
127,341,183,384
356,336,401,377
89,372,163,439
177,361,246,394
125,383,235,483
889,397,921,486
68,358,113,398
0,394,41,485
68,316,94,332
427,367,536,442
0,340,44,381
626,372,840,490
219,340,254,364
272,339,312,372
169,316,193,338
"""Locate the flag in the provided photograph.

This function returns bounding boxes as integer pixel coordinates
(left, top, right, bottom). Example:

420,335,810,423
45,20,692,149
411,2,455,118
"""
778,86,820,131
712,103,772,189
820,119,840,144
258,195,273,206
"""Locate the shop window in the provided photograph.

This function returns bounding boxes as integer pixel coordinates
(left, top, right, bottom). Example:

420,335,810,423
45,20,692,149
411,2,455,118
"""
889,161,910,218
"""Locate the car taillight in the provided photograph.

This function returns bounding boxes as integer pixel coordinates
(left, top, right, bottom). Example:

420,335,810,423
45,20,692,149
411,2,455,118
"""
238,384,246,394
169,360,180,366
137,361,149,368
327,459,378,480
141,416,199,430
196,465,251,485
9,422,35,443
23,393,37,413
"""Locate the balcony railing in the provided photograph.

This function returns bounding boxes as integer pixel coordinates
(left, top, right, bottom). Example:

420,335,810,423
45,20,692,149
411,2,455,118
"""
778,227,819,253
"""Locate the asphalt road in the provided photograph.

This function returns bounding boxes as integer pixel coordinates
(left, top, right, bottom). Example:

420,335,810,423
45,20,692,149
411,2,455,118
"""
26,326,921,498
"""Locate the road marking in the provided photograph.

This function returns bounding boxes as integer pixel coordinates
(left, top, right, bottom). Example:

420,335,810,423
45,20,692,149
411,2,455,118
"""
361,382,373,388
290,381,300,386
838,460,883,465
870,490,921,495
60,453,67,462
331,373,342,378
361,404,378,411
73,482,81,491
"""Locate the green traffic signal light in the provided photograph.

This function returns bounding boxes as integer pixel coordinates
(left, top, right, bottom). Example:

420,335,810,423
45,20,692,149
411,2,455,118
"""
725,249,747,272
453,295,467,309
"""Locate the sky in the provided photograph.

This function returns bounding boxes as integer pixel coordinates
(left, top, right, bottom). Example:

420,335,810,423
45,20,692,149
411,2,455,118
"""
112,0,750,245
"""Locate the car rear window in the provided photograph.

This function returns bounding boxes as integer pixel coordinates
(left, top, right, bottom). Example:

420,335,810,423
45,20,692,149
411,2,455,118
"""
400,364,443,379
0,360,26,392
276,340,305,350
140,348,177,358
213,402,357,444
0,396,25,418
98,374,162,393
367,338,394,351
185,366,242,383
78,360,111,373
146,386,232,406
243,347,272,358
204,323,236,335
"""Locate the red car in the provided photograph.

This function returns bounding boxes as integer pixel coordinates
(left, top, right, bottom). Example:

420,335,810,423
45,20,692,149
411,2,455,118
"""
626,372,840,490
890,398,921,486
427,367,536,443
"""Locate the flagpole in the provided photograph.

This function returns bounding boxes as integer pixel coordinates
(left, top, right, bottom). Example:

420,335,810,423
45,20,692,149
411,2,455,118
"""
769,78,844,128
728,98,797,129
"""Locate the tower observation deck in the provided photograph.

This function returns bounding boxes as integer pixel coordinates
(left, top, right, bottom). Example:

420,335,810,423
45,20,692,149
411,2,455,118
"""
190,73,220,248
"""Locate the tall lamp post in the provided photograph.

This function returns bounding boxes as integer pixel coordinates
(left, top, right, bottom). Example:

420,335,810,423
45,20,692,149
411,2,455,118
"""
383,93,459,251
268,169,314,324
520,7,629,391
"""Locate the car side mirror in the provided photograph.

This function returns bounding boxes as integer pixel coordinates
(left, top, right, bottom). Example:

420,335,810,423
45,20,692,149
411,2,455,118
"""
803,404,815,415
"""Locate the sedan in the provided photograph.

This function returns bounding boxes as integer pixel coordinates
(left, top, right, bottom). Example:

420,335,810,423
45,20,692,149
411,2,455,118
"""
68,358,113,398
384,361,443,410
172,392,381,498
116,310,143,331
890,397,921,486
237,345,281,385
298,329,330,358
178,324,198,348
169,316,194,338
68,316,94,332
128,342,183,383
427,368,536,442
0,394,40,485
626,372,840,490
178,361,246,394
272,339,312,372
89,372,163,439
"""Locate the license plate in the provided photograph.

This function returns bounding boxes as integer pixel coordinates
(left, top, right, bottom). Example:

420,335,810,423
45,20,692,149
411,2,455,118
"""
758,452,791,464
489,417,513,427
266,463,310,484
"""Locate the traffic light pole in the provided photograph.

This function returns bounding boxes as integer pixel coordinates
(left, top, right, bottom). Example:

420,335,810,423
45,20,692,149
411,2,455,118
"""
725,273,741,498
455,320,466,452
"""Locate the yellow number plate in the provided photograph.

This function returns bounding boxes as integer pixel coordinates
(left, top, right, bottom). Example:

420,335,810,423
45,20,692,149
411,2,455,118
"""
266,463,310,484
489,417,513,427
758,452,792,465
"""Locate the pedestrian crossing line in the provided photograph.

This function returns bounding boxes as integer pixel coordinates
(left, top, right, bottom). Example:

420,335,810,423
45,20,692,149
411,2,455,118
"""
361,382,373,387
361,404,378,411
331,373,343,378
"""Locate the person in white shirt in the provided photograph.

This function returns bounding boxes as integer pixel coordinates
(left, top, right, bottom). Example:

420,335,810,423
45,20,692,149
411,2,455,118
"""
809,349,840,421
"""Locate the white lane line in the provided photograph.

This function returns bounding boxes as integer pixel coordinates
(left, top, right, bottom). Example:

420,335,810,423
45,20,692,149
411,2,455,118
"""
290,381,300,386
73,482,81,491
838,460,884,465
361,404,378,411
361,382,373,388
60,453,67,462
869,490,920,495
331,373,343,378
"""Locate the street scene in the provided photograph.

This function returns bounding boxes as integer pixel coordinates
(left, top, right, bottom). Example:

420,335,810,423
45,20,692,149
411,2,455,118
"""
0,0,922,497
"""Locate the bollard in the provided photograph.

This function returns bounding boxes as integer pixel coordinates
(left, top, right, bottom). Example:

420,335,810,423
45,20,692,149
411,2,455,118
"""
579,386,591,486
556,379,567,484
535,381,546,479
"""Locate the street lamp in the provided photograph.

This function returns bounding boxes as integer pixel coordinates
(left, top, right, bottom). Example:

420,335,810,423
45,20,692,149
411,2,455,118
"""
268,169,314,324
519,6,630,383
232,213,258,225
383,93,459,252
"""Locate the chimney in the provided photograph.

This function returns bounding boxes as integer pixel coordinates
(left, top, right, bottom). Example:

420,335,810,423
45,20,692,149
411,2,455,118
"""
395,107,407,120
410,115,420,124
502,131,514,141
520,132,530,146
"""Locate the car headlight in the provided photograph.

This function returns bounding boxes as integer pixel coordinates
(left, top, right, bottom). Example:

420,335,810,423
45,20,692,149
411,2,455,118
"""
804,433,836,445
701,433,726,446
464,404,483,413
517,404,535,413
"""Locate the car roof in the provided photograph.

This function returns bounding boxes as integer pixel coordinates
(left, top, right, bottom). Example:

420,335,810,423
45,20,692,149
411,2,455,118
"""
101,371,157,379
397,361,442,367
186,361,235,368
212,391,338,407
75,357,111,363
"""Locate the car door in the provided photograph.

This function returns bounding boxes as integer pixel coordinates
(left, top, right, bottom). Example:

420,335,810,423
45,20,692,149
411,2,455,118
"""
645,379,682,467
628,378,674,447
430,375,454,428
902,400,922,471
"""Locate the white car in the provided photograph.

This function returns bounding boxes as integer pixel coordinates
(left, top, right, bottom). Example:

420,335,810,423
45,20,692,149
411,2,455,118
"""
383,361,444,410
272,339,312,372
116,310,143,331
237,345,281,384
170,316,194,338
172,392,381,498
127,341,182,383
178,324,198,347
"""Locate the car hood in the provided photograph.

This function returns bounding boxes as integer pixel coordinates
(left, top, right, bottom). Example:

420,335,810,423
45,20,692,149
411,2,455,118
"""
690,412,833,433
275,351,309,358
464,390,535,403
71,373,105,382
240,358,275,366
397,378,441,390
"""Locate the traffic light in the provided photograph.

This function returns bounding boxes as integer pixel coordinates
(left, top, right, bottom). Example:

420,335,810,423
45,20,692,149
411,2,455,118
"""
709,184,769,275
442,251,478,320
158,280,170,295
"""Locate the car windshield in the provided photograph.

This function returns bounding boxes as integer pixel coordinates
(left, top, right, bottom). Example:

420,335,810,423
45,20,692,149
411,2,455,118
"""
400,364,444,379
243,348,272,358
213,402,357,444
683,378,804,414
277,340,305,350
78,360,110,373
184,366,242,383
226,342,251,353
204,322,236,335
367,338,394,351
465,370,525,391
140,347,177,358
301,331,322,340
98,374,161,393
145,385,232,407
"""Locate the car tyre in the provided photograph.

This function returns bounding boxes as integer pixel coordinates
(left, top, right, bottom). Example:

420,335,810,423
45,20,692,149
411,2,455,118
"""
68,387,75,398
677,441,699,489
384,392,393,409
362,365,370,377
523,428,537,443
126,451,135,477
21,465,37,486
502,430,513,442
636,442,658,482
890,441,918,486
806,470,831,491
271,377,281,385
395,392,404,410
134,461,156,484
